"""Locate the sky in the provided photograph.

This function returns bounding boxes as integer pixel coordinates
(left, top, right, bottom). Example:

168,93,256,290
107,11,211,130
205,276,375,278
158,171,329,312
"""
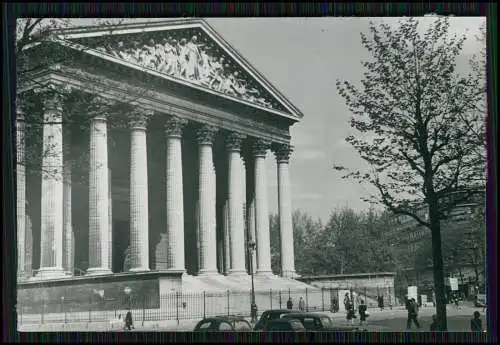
44,16,485,223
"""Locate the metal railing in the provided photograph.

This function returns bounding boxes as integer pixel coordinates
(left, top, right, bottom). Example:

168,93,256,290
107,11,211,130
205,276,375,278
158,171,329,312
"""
17,285,397,326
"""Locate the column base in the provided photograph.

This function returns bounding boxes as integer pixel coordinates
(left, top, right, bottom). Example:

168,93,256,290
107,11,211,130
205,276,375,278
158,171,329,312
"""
255,270,274,277
35,267,67,280
129,267,150,273
282,270,299,279
229,269,249,277
17,273,29,283
87,268,113,276
165,268,186,275
197,269,220,276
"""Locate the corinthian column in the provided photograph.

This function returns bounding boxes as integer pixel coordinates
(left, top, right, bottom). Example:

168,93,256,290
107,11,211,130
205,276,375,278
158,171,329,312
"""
244,154,256,274
273,143,297,278
252,139,273,276
226,132,247,276
38,87,66,278
87,106,111,275
62,160,74,276
223,200,230,275
129,110,152,272
164,115,187,272
16,97,26,280
196,124,219,276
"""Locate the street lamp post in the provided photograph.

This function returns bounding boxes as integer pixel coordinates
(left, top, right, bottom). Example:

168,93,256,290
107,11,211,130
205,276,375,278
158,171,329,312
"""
124,286,132,310
248,241,258,323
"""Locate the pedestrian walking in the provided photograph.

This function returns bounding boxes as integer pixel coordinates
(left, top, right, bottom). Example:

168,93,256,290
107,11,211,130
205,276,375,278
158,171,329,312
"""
298,296,305,312
358,300,368,326
429,314,438,331
344,293,356,325
406,298,421,330
470,311,483,332
124,310,134,331
378,295,384,311
331,296,339,313
286,297,293,310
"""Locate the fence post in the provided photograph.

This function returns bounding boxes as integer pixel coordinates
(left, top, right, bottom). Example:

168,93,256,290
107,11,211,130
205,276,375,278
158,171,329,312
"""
142,295,145,327
203,291,206,319
227,290,230,316
288,288,291,299
279,291,282,309
269,289,272,309
62,298,67,324
305,288,309,312
176,292,180,325
321,288,325,311
88,296,92,324
41,296,45,325
364,287,367,306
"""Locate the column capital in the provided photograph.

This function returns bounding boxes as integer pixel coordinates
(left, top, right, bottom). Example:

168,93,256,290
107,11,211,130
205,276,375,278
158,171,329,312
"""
251,138,271,157
225,132,246,152
38,87,64,114
272,143,294,163
129,109,154,130
164,116,188,138
88,96,117,122
196,124,219,145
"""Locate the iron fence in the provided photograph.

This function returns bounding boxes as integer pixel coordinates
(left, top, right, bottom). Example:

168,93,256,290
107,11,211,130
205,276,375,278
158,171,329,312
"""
17,286,397,326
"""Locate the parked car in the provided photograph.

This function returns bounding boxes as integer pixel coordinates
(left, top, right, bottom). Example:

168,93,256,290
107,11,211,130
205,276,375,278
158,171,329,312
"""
193,316,253,332
264,318,307,332
253,309,296,331
282,312,360,332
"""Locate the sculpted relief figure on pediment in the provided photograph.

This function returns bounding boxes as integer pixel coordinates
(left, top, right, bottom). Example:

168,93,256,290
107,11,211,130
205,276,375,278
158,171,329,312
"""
92,32,281,111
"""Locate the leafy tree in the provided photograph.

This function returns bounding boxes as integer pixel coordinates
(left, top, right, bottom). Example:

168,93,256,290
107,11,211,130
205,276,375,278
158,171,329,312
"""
335,17,486,330
269,210,323,276
414,202,486,285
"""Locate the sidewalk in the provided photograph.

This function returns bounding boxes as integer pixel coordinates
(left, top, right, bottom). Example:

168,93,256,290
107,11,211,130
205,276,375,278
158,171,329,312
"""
19,304,481,332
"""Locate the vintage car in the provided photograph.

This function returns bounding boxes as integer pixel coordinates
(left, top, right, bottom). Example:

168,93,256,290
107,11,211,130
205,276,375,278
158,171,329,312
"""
282,312,361,332
264,318,307,332
253,309,296,331
193,316,253,332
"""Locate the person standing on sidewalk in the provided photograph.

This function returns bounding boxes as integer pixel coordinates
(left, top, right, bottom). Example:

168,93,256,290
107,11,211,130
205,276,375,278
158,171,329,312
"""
287,297,293,310
429,314,438,331
298,297,305,312
406,298,421,330
470,311,484,332
358,300,368,327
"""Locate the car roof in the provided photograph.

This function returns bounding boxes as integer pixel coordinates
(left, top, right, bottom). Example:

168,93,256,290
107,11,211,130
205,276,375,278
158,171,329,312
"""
199,316,248,322
283,312,331,318
264,309,294,313
268,318,296,323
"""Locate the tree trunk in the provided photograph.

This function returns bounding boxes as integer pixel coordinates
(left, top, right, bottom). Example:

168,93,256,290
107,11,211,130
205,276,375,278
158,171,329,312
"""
429,204,448,331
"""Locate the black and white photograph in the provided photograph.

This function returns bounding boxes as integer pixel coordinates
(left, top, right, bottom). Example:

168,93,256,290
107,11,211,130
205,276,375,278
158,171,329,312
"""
14,15,488,333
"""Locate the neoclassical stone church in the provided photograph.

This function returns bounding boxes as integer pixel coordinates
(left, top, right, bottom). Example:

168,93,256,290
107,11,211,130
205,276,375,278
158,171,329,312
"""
17,19,310,296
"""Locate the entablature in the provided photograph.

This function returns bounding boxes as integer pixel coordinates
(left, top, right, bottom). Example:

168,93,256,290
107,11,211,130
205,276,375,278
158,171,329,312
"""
18,68,292,145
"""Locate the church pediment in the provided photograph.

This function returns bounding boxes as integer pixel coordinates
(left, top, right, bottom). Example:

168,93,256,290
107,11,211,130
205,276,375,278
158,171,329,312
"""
50,19,303,120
